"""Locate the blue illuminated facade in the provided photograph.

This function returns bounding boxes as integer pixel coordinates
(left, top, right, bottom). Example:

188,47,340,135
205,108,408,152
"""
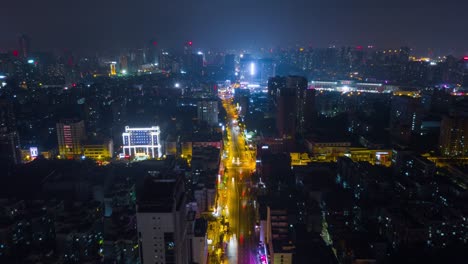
122,126,162,158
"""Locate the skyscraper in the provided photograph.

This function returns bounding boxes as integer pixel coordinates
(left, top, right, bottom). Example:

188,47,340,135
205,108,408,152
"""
224,54,235,74
56,120,86,159
119,55,128,73
109,62,117,76
239,56,258,83
136,173,191,264
183,41,193,73
147,39,159,64
158,50,172,71
18,34,31,59
269,76,308,139
287,76,308,133
459,56,468,87
192,53,204,75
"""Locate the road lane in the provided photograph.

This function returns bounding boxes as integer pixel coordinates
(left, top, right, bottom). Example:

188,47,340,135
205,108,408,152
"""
205,94,258,263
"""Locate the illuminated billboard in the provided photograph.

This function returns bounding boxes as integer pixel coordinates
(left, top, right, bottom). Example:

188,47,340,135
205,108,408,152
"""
122,126,162,158
30,147,38,158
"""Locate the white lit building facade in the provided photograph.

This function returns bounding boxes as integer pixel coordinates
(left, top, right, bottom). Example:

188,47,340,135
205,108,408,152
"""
122,126,162,158
136,175,192,264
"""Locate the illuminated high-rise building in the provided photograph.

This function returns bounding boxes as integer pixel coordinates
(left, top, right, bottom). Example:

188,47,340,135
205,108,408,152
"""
122,126,162,159
18,34,31,59
238,56,275,83
56,120,86,159
110,62,117,75
239,56,257,82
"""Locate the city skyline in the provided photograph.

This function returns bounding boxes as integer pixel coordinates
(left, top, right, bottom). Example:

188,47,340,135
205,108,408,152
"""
2,1,468,263
1,0,467,56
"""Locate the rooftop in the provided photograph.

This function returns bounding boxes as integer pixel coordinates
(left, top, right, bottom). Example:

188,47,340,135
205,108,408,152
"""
137,173,184,213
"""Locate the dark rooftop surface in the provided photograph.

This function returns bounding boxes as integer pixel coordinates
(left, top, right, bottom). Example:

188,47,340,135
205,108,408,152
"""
194,218,208,237
136,174,183,213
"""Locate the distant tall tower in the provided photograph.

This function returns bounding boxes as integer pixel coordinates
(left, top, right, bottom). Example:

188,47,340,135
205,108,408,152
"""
159,50,172,71
184,41,193,55
224,54,235,73
147,39,158,64
192,53,204,75
119,55,128,73
0,99,21,164
276,85,296,139
18,34,31,59
56,120,86,159
63,49,78,86
287,76,308,133
110,63,117,76
269,76,308,139
183,41,193,72
460,56,468,87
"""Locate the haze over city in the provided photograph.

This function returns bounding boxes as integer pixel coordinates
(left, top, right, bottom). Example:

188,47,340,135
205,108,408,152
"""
1,0,467,55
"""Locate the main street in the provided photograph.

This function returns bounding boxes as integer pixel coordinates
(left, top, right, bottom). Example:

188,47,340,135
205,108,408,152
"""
209,92,257,264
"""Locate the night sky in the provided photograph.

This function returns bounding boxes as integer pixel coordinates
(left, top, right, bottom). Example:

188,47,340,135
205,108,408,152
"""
1,0,467,55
